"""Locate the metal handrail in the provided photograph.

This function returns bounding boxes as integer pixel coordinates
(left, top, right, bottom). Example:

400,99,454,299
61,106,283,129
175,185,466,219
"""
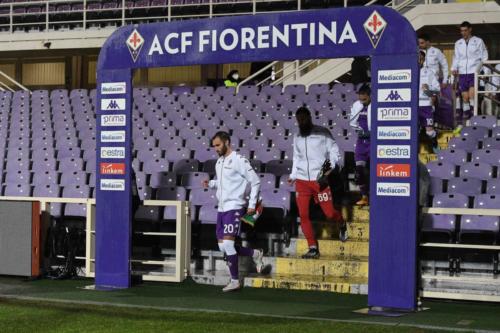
0,70,30,92
474,60,500,116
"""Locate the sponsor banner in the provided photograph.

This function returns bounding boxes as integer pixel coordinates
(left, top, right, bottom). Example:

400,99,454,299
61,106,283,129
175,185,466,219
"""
101,82,127,95
376,182,410,197
101,130,126,143
101,114,126,127
100,147,125,159
377,145,410,159
100,163,126,175
377,88,411,103
377,69,411,83
100,179,125,191
377,107,411,121
376,163,411,178
377,126,411,140
101,98,126,111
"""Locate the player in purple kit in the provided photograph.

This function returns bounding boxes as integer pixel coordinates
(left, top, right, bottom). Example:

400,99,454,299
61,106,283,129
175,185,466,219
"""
349,84,371,206
202,131,264,292
419,50,440,152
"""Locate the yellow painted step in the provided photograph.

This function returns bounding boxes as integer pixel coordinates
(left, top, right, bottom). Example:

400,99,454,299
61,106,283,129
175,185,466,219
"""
419,153,437,164
245,274,368,294
316,222,369,242
275,256,368,278
296,239,369,258
342,205,369,223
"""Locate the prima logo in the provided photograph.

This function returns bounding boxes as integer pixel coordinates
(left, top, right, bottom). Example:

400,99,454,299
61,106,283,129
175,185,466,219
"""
377,89,411,103
100,147,125,159
100,179,125,191
376,182,410,197
101,114,126,126
377,145,411,159
377,126,411,140
378,70,412,83
377,107,411,121
100,131,126,143
363,11,387,48
101,82,126,95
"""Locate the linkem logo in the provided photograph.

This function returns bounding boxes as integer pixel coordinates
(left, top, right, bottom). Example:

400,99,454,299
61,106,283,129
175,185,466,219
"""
376,182,410,197
100,147,125,159
100,179,125,191
101,114,126,127
377,145,411,159
377,107,411,121
100,163,125,175
377,89,411,103
376,164,411,178
377,126,411,140
101,98,126,111
101,131,126,143
377,69,412,83
101,82,126,95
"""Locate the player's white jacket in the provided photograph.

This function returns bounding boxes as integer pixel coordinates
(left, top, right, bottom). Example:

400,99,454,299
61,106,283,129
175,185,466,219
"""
451,36,488,75
424,46,449,82
290,125,340,181
349,101,371,131
209,151,261,212
419,66,440,107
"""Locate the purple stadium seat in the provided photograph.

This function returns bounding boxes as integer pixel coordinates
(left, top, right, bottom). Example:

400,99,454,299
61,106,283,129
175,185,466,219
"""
198,204,218,224
421,214,456,242
216,86,235,98
5,169,30,185
265,160,293,176
184,136,210,150
194,86,214,96
432,193,469,208
482,137,500,150
308,84,330,95
336,135,356,152
469,115,497,129
165,147,191,163
60,171,87,186
459,162,493,180
493,127,500,138
459,215,499,243
261,189,291,214
437,148,468,165
137,147,162,162
474,194,500,209
429,177,444,195
253,147,281,163
58,157,84,172
172,159,200,174
142,158,170,173
57,147,82,159
171,86,192,95
32,147,56,160
178,126,203,139
63,184,90,217
284,84,306,96
261,85,283,98
157,186,187,220
447,136,479,153
487,179,500,194
194,148,218,163
261,126,287,139
238,85,259,97
278,175,295,192
3,183,31,197
426,161,456,179
149,172,177,188
137,187,154,201
271,135,293,151
157,136,184,150
257,173,275,190
32,170,58,186
189,188,217,206
180,172,209,189
447,177,483,197
135,172,147,188
242,136,269,151
460,126,489,142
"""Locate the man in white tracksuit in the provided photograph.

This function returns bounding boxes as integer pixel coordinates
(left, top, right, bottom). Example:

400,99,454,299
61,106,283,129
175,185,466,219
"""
418,33,449,87
419,50,441,152
202,131,264,292
451,21,488,124
287,107,347,259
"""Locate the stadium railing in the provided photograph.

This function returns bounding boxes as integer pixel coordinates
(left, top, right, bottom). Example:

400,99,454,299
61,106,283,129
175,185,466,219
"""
474,60,500,116
0,196,191,282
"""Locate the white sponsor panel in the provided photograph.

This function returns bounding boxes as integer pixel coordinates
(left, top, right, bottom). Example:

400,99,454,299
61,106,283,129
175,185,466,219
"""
101,131,126,143
100,147,125,159
100,179,125,191
377,69,411,83
377,145,411,159
376,182,410,197
377,88,411,103
101,114,126,126
377,126,411,140
101,98,126,111
377,107,412,121
101,82,126,95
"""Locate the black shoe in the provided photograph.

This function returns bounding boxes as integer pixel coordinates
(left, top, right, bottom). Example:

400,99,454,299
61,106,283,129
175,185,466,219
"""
339,220,348,242
302,248,320,259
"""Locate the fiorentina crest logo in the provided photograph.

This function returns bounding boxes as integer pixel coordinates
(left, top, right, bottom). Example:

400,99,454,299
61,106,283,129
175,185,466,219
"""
126,29,144,62
364,11,387,48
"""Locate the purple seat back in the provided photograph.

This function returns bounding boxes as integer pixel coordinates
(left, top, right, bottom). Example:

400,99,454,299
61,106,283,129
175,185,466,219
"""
432,193,469,208
437,148,468,165
448,136,479,153
474,194,500,209
447,177,483,196
421,214,455,231
180,172,209,189
461,215,499,232
426,161,455,179
460,126,489,141
469,115,497,129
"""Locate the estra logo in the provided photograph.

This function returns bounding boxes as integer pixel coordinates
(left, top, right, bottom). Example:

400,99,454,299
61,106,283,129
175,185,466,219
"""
100,147,125,159
377,145,411,159
377,164,411,178
100,163,125,175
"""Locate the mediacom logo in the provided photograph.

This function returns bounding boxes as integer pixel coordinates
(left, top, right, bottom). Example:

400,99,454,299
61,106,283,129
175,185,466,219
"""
101,131,126,142
100,147,125,159
377,126,411,140
376,164,411,178
100,163,125,175
377,145,410,159
101,82,126,95
100,179,125,191
377,69,411,83
376,182,410,197
377,107,411,121
101,114,126,126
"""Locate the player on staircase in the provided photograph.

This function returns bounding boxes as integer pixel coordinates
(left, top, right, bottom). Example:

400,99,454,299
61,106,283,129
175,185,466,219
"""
288,107,347,260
